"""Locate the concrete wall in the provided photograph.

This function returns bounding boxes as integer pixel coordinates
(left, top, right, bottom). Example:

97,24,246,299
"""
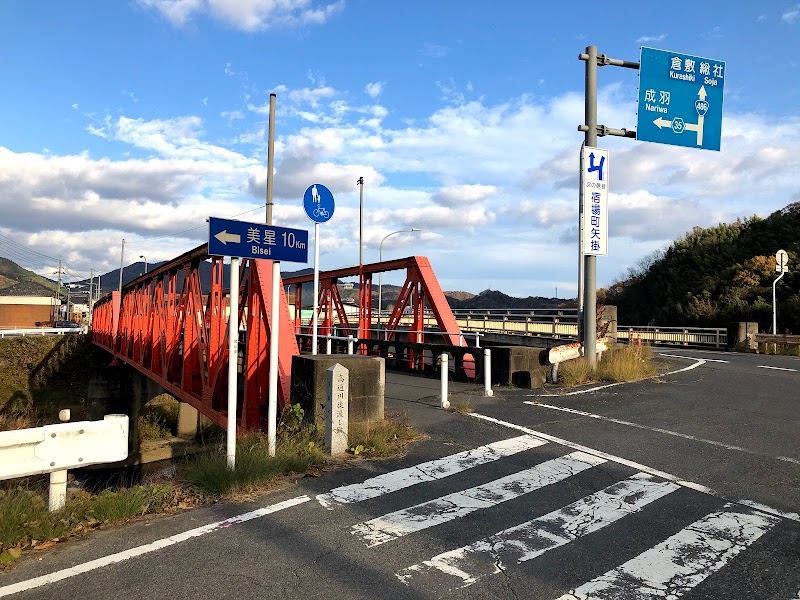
290,355,385,424
0,304,55,327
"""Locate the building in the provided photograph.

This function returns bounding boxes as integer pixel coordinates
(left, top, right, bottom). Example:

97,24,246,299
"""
0,282,60,327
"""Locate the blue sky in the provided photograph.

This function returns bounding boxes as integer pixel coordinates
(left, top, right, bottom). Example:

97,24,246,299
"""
1,1,798,297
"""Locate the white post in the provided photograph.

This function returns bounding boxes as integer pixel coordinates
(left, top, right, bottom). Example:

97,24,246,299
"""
227,257,240,470
48,408,72,511
484,348,493,396
48,469,67,512
268,260,281,457
325,364,349,455
440,353,450,409
312,222,321,355
475,332,481,348
326,335,332,355
347,335,355,355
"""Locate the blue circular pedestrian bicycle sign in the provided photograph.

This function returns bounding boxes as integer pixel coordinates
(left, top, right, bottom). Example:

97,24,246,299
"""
303,183,335,223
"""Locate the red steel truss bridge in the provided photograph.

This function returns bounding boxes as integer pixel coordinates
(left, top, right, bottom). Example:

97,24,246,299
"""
91,245,472,432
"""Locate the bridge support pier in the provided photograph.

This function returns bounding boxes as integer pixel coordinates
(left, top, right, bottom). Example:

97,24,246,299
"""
177,402,200,439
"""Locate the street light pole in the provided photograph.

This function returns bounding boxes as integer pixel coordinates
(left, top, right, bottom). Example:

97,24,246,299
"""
378,228,421,335
139,255,147,274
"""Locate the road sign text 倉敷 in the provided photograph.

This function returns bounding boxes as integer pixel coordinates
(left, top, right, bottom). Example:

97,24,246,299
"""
581,146,608,256
637,47,725,151
208,216,309,263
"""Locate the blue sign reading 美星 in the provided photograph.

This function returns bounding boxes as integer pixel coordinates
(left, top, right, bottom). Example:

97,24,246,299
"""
208,216,309,263
636,47,725,151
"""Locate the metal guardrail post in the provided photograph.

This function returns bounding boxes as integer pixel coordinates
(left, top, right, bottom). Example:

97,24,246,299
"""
347,336,355,355
326,335,332,355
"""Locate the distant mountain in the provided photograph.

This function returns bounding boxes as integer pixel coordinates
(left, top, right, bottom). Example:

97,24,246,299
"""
448,289,570,310
0,257,57,292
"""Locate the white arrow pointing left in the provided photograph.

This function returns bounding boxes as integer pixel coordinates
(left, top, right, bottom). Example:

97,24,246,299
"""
215,230,241,245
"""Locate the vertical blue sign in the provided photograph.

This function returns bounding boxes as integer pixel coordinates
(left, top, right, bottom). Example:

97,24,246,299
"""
637,47,725,151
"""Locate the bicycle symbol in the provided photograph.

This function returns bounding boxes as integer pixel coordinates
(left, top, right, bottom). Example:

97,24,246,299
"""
313,206,329,219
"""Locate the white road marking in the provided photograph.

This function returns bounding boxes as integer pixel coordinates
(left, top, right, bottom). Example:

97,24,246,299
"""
556,504,779,600
757,365,797,372
0,495,311,598
525,402,799,464
351,451,605,547
659,352,728,363
396,473,679,592
469,412,800,523
316,434,547,508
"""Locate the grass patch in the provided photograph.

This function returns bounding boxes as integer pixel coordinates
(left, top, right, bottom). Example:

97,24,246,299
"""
0,482,189,560
347,415,422,458
450,400,474,414
558,343,657,386
138,395,180,441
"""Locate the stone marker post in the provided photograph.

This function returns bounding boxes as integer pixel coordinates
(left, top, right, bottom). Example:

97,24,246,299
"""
325,364,349,455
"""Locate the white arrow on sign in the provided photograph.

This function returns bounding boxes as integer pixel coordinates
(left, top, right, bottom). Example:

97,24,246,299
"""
653,117,672,129
215,230,241,245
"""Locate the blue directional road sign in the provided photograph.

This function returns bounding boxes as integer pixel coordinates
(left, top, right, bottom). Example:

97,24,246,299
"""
303,183,335,223
208,216,309,263
637,47,725,151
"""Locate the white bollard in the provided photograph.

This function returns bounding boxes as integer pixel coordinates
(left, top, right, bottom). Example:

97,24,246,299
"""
347,335,355,355
325,364,349,455
326,335,332,355
484,348,493,396
475,332,481,348
440,353,450,409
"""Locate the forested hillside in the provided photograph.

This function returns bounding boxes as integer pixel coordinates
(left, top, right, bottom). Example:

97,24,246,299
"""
602,203,800,332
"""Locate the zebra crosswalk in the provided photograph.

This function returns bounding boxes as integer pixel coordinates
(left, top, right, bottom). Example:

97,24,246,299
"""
317,430,799,599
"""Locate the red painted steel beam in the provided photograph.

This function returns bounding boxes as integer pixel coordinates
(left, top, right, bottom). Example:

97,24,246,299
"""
90,243,299,432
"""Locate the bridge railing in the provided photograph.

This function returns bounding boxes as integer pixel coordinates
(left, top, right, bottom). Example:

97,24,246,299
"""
322,308,728,349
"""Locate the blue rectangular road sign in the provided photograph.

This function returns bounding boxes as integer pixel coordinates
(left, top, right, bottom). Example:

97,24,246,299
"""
208,216,309,263
637,47,725,151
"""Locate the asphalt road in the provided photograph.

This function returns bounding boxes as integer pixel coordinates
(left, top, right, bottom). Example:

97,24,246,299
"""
1,349,798,599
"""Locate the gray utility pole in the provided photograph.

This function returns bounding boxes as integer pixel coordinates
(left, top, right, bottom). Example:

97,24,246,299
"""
357,176,364,266
578,45,638,367
54,259,64,321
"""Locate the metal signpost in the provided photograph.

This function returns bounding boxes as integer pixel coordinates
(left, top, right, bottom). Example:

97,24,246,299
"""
303,183,335,356
637,47,725,151
773,249,789,334
578,44,725,366
208,216,309,468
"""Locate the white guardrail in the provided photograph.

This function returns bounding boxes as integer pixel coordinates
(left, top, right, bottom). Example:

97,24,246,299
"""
0,414,129,510
0,327,86,338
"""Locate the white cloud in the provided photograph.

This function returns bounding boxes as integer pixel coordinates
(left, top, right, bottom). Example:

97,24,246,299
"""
365,82,384,98
432,184,497,207
636,33,667,43
138,0,344,31
783,4,800,23
420,43,449,58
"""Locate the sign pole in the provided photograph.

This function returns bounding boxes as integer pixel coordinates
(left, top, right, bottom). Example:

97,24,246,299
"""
226,256,239,469
583,45,598,367
577,143,585,342
773,250,789,334
265,92,279,457
312,222,320,356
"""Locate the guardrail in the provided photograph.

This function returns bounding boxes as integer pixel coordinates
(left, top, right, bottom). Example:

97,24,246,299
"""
753,333,800,355
0,327,85,338
0,414,129,510
304,309,728,349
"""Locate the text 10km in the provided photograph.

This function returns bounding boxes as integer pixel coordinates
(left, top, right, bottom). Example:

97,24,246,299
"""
282,231,306,249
